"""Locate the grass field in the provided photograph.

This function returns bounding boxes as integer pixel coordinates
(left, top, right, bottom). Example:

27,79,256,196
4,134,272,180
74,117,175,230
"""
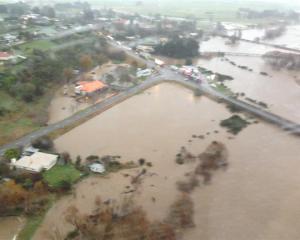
43,164,82,188
0,85,56,146
89,0,299,22
17,196,56,240
17,215,45,240
18,40,56,55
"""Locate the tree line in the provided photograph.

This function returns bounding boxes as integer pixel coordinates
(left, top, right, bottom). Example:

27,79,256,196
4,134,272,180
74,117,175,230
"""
154,37,199,58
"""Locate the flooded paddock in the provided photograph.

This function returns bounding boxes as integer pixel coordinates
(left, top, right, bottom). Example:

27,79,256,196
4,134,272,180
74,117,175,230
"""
34,83,300,240
0,217,24,240
184,36,300,122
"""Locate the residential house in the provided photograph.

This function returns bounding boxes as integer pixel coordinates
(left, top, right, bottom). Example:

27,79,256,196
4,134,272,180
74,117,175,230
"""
75,80,107,95
11,152,58,172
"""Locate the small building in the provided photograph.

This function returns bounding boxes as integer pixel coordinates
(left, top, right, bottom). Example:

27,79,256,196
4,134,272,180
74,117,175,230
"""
0,52,15,61
75,80,107,95
11,152,58,172
89,163,105,173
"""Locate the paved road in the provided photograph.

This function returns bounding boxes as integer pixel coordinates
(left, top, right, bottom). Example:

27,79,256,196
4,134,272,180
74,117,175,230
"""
1,47,299,155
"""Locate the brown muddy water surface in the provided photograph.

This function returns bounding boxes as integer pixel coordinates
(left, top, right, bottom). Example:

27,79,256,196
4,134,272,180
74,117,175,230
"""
160,36,300,122
32,83,300,240
0,217,24,240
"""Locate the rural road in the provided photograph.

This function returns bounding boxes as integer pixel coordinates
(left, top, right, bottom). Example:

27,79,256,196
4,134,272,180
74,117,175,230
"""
0,46,299,155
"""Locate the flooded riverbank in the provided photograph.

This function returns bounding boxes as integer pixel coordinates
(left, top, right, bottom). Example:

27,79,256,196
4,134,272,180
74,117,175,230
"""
0,217,24,240
33,83,300,240
198,36,300,122
239,25,300,50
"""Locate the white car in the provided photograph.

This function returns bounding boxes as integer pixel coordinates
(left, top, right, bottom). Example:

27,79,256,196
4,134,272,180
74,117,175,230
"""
170,65,178,71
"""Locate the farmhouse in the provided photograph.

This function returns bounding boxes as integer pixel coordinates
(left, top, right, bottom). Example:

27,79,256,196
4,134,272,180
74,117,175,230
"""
75,80,107,95
11,152,58,172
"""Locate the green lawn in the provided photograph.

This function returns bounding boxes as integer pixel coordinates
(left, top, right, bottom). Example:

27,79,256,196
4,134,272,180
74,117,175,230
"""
0,86,56,146
17,196,56,240
43,164,82,188
18,40,56,55
17,215,44,240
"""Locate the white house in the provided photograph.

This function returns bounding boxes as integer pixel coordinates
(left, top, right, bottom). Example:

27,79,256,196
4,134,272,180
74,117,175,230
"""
89,163,105,173
11,152,58,172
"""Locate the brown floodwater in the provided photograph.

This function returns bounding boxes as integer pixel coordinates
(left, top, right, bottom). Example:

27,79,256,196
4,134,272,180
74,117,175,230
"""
237,25,300,50
198,37,300,122
47,89,91,124
33,83,300,240
0,217,24,240
158,37,300,122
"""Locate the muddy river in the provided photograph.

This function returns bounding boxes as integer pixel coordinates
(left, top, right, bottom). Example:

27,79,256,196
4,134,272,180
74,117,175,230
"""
31,83,300,240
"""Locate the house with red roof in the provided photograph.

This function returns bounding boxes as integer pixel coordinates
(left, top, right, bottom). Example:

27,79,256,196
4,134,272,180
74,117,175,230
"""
75,80,108,95
0,52,15,61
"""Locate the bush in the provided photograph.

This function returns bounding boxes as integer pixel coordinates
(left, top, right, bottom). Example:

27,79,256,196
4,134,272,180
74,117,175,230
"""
9,82,36,102
4,148,21,160
31,136,53,150
107,50,126,61
138,158,145,166
58,180,71,191
220,115,249,134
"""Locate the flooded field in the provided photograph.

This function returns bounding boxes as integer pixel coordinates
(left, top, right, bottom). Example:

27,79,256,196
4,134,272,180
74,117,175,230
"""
34,83,300,240
239,25,300,50
47,88,91,124
0,217,24,240
47,63,119,124
191,36,300,122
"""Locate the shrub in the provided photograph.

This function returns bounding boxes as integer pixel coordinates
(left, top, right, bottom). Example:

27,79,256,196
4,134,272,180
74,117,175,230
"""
31,136,54,150
4,148,21,160
220,115,249,135
138,158,145,166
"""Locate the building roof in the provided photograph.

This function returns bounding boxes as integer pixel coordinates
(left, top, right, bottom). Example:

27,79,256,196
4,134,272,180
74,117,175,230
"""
78,80,107,93
0,52,12,59
12,152,58,172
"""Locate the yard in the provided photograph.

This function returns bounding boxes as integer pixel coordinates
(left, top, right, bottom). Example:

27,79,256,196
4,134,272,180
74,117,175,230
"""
43,164,82,188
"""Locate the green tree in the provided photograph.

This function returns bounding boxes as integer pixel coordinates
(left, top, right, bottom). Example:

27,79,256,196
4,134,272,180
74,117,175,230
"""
31,136,54,150
4,148,21,160
63,68,74,82
75,156,82,168
79,55,93,72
